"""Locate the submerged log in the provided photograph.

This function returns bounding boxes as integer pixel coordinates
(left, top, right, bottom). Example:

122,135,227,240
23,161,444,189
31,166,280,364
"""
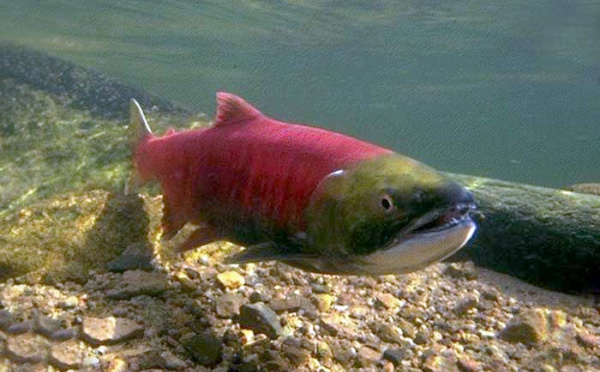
448,174,600,294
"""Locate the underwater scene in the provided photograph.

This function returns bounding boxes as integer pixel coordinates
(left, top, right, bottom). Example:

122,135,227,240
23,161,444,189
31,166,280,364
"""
0,1,599,371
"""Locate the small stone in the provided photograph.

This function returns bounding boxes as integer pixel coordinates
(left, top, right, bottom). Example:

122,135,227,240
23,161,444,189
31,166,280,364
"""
499,309,547,345
357,346,380,367
34,313,62,337
284,345,310,365
0,310,14,330
481,288,500,302
312,294,334,312
414,329,431,345
316,341,333,361
576,331,600,348
319,315,344,337
331,339,355,366
457,356,481,372
106,270,168,300
422,352,459,372
375,292,401,310
217,271,245,290
106,242,154,272
215,292,244,318
6,321,32,334
444,262,478,280
50,328,78,341
397,318,417,338
162,351,188,370
181,331,223,367
49,339,85,370
310,283,329,294
269,296,302,313
454,294,480,316
383,347,407,367
239,302,283,339
105,357,127,372
81,316,144,346
5,333,50,363
58,295,79,309
374,323,404,344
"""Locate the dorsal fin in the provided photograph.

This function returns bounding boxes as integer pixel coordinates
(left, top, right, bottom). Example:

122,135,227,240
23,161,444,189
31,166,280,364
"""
214,92,263,126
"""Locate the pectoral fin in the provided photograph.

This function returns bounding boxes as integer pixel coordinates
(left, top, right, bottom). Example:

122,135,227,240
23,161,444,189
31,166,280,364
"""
225,242,318,265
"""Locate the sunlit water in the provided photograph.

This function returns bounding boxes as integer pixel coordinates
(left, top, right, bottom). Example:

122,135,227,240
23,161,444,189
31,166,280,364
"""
1,0,598,187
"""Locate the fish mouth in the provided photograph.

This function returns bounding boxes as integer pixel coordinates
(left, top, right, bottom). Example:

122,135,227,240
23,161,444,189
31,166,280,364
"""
359,202,477,275
398,202,477,238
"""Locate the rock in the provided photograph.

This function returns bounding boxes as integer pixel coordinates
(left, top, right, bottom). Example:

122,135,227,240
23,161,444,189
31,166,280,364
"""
50,328,78,341
375,292,402,310
0,310,14,330
444,262,478,280
331,339,356,365
457,356,482,372
269,296,302,313
216,271,245,290
397,318,417,338
576,331,600,348
453,294,480,316
80,316,144,346
414,329,431,345
357,345,380,367
6,321,32,334
316,341,333,361
312,293,334,312
105,357,128,372
239,302,283,339
106,242,154,272
422,352,459,372
373,323,404,344
49,339,85,370
106,270,168,300
383,347,408,367
181,331,223,367
5,333,50,364
215,292,244,318
499,309,548,345
34,313,62,337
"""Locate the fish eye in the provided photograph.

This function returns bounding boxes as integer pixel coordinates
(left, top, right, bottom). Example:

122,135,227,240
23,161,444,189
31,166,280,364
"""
380,194,394,211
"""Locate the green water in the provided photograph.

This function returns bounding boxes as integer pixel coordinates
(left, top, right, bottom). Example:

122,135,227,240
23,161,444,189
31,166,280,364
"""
1,0,599,187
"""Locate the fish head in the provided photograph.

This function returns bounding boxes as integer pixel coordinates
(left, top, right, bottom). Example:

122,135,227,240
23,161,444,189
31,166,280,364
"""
305,154,477,275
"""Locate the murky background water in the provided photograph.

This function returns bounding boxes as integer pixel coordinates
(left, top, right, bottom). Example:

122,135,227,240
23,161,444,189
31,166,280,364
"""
1,0,598,187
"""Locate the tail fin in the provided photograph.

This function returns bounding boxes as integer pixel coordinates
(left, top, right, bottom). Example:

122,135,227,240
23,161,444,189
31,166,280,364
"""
125,99,153,194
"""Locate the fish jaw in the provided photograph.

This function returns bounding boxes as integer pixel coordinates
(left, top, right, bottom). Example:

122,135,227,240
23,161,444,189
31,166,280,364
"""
356,215,476,275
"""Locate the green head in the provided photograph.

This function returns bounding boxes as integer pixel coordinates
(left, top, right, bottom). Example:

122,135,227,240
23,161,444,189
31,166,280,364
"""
302,154,476,275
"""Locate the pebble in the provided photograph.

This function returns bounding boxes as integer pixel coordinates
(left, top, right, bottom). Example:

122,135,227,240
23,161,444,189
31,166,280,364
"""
48,339,85,370
80,316,144,346
6,321,32,334
422,352,459,372
217,270,245,290
239,302,283,339
576,331,600,348
312,293,334,312
0,310,14,330
269,295,302,313
375,292,402,310
457,356,482,372
106,270,168,300
357,345,381,367
454,294,480,316
397,317,417,338
373,323,404,344
106,242,154,272
50,328,78,341
5,333,50,364
215,292,244,318
414,329,431,345
499,309,548,345
181,331,223,367
105,357,128,372
34,313,62,337
383,347,408,367
443,262,478,280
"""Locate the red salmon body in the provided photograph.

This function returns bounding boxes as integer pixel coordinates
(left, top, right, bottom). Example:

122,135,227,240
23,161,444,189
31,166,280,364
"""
134,93,392,249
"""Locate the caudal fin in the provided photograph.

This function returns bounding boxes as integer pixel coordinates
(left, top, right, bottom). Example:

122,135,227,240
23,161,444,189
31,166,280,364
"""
125,99,153,194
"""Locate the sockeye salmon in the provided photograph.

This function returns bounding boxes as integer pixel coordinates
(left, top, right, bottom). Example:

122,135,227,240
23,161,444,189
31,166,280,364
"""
129,93,477,275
